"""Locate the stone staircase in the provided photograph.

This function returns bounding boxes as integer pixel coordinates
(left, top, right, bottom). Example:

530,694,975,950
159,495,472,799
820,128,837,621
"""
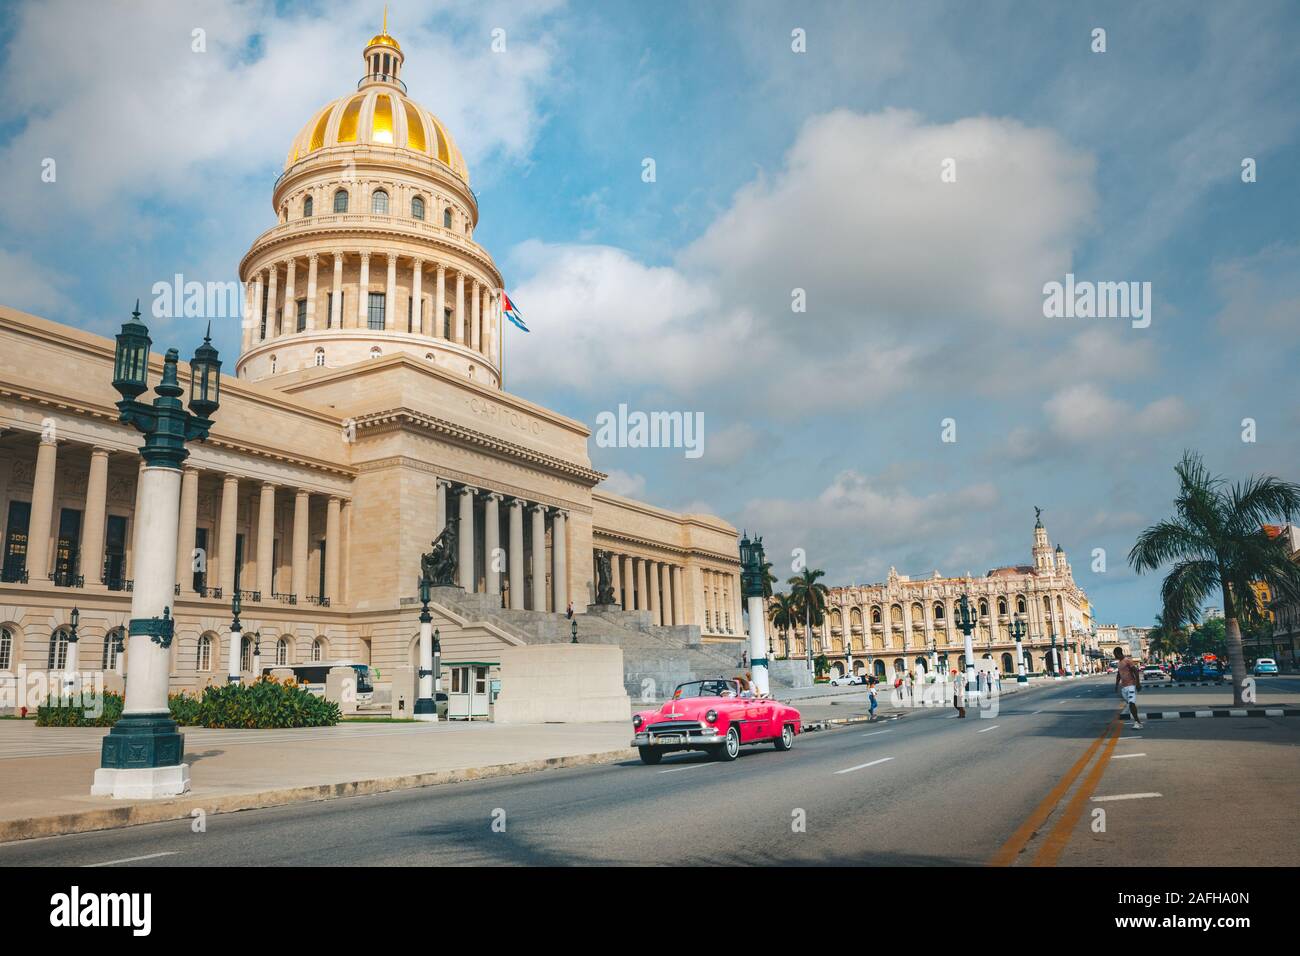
429,587,785,701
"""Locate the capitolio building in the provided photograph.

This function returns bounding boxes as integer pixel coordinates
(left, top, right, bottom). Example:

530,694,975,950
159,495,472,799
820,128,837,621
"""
0,26,749,712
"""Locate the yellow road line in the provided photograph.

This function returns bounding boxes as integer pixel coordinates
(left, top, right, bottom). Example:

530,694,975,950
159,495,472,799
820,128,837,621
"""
987,717,1115,867
1032,719,1122,866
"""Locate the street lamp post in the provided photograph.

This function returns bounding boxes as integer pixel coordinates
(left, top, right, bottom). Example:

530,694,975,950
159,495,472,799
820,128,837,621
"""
93,304,221,799
414,572,436,721
955,594,979,699
571,619,578,644
113,629,126,678
251,631,262,681
739,533,770,695
1049,627,1061,680
227,592,243,684
1011,615,1028,683
63,606,80,695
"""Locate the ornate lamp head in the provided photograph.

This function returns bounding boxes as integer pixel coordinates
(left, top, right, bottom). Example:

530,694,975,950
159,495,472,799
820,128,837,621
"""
112,300,152,401
188,322,222,420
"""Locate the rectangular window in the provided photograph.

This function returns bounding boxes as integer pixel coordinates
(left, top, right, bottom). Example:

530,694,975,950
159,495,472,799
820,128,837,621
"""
2,500,30,581
296,298,307,332
368,292,386,330
407,297,413,333
276,308,282,336
260,290,268,339
192,527,208,594
272,538,279,594
54,508,82,585
234,533,245,592
318,538,327,600
104,515,127,589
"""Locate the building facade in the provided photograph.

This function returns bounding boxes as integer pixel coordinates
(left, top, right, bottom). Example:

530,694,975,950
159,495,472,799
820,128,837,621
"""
0,27,744,705
779,515,1097,679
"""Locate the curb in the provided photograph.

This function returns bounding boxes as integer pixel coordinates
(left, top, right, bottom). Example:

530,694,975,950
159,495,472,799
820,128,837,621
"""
1142,708,1299,719
0,747,636,845
1144,682,1227,688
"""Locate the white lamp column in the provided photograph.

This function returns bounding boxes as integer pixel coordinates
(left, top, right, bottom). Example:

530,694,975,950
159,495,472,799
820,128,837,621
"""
530,504,547,611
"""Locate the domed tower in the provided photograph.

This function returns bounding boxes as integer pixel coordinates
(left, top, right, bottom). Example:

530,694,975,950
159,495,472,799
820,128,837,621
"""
237,17,503,387
1032,508,1053,572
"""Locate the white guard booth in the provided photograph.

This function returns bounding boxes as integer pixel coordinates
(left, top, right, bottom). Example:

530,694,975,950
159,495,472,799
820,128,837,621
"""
446,662,493,720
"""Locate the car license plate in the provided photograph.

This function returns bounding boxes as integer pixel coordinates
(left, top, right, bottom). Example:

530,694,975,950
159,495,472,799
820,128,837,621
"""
657,735,683,744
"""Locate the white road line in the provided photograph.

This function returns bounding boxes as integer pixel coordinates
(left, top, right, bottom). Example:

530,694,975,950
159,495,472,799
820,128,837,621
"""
1029,710,1043,715
1112,753,1146,759
834,756,895,775
861,730,892,737
1091,792,1162,802
84,852,177,867
658,763,708,774
976,725,999,733
1123,736,1143,740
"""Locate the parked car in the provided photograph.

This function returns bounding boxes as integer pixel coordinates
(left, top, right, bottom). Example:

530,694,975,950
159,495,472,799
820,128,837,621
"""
1253,658,1279,675
829,673,863,686
630,678,803,764
1172,663,1203,681
1141,666,1167,681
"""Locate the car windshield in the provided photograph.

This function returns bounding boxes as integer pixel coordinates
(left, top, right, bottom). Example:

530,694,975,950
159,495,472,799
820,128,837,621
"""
673,679,740,699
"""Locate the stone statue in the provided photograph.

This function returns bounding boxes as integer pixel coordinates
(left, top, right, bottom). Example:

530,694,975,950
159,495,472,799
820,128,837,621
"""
594,550,616,605
421,518,459,587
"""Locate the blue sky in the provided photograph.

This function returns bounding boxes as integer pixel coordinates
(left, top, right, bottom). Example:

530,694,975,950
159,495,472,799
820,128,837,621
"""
2,0,1298,626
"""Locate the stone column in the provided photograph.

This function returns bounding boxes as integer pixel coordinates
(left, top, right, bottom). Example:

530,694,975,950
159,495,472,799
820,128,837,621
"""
734,572,744,635
637,559,650,614
175,466,199,595
483,287,493,356
331,253,343,328
325,496,341,602
256,482,275,599
508,498,525,609
457,486,475,591
530,504,547,611
80,447,110,587
470,279,481,351
611,552,622,603
660,563,673,627
218,474,239,596
435,264,446,338
305,254,319,329
671,565,684,625
621,555,634,610
250,273,264,344
385,253,398,330
648,559,661,624
454,271,466,343
356,253,370,328
483,492,501,597
551,509,567,612
434,479,449,537
881,603,892,655
265,264,278,337
292,489,309,599
283,257,297,331
411,258,424,334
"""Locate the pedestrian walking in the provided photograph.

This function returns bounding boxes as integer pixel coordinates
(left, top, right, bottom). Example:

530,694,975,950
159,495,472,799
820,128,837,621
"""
951,668,966,718
565,600,574,620
868,680,879,721
1114,646,1143,728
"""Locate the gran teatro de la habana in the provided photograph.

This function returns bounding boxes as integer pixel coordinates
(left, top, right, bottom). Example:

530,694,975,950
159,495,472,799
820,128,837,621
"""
0,27,750,712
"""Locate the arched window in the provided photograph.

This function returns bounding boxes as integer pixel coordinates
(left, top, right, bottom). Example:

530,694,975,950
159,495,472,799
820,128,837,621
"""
275,638,290,666
0,626,12,670
197,634,213,671
411,196,425,220
934,602,945,620
443,207,452,228
371,189,389,215
1017,596,1026,614
424,352,434,360
240,636,252,673
270,355,277,374
314,347,325,367
369,346,382,358
333,189,349,213
997,597,1007,615
1001,653,1015,673
48,627,70,669
102,628,125,669
311,638,325,662
871,607,881,624
978,599,988,617
303,195,313,218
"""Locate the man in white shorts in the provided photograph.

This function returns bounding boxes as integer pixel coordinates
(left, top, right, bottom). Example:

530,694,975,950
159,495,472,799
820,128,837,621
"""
1114,646,1142,729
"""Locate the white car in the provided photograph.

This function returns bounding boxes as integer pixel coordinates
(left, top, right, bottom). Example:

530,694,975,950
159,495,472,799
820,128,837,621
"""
829,674,863,686
1141,666,1167,681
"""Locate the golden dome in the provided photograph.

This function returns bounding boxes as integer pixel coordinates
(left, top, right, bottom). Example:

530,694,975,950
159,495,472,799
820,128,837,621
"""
283,86,468,183
367,32,400,50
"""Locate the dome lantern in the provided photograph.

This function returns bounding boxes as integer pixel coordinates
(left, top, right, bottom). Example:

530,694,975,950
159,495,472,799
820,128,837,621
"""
362,6,405,91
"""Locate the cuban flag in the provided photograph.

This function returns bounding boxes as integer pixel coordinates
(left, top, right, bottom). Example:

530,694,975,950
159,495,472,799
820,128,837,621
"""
502,292,529,332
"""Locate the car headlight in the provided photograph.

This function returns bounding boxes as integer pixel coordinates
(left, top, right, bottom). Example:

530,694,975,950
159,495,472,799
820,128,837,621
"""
705,709,718,723
632,714,643,729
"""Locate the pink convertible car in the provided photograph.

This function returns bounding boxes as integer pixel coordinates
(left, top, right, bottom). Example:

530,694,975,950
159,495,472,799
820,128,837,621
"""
631,678,803,764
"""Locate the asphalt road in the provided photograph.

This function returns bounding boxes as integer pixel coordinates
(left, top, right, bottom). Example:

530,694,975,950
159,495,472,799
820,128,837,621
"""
2,675,1296,866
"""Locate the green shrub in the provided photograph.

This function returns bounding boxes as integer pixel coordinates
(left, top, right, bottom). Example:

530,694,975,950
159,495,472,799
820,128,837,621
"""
192,677,340,729
36,691,124,727
168,691,203,726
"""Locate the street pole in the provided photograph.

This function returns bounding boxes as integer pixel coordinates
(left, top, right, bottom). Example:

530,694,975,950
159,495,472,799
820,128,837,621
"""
93,305,221,800
63,606,80,696
414,573,436,721
955,594,978,700
739,534,770,696
227,592,242,684
1012,616,1028,683
1050,630,1061,680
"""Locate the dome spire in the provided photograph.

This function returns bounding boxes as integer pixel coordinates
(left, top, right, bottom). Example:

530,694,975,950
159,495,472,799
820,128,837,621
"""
362,7,404,90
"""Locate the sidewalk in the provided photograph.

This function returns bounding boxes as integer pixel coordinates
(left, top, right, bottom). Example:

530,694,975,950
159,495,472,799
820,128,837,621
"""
0,718,632,843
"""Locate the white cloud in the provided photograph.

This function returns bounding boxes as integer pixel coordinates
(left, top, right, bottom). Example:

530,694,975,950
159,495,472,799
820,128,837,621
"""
598,469,646,498
0,249,75,316
1044,383,1190,444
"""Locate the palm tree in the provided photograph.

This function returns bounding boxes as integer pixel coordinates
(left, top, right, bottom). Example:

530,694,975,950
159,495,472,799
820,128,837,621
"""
759,559,778,600
1129,451,1300,704
768,592,798,659
788,567,830,671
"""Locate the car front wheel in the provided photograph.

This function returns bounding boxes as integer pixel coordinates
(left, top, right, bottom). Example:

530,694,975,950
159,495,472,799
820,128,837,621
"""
774,723,794,751
713,725,741,762
638,747,662,765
